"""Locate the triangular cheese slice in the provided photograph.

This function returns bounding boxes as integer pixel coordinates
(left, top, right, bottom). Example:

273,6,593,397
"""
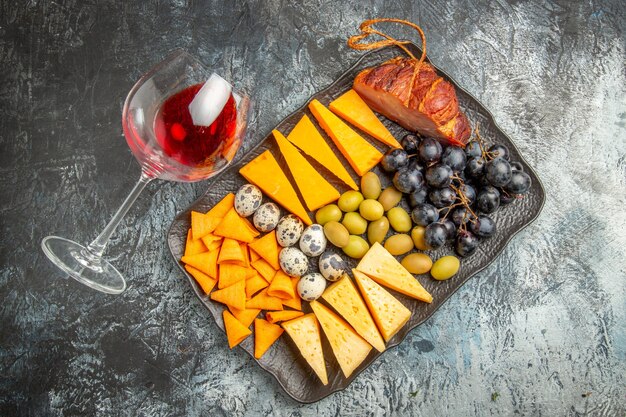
308,99,383,176
246,288,284,311
184,229,208,256
217,238,245,264
181,250,219,279
329,89,401,148
206,193,235,218
218,263,246,289
223,310,252,348
248,231,280,270
266,310,304,324
267,270,295,300
287,115,358,190
254,318,284,359
191,211,222,241
281,314,328,385
281,277,302,311
245,273,269,299
353,269,412,342
273,130,340,211
321,274,386,353
211,280,246,310
184,265,217,294
239,150,313,225
356,242,433,303
228,305,261,328
310,301,372,378
213,208,257,243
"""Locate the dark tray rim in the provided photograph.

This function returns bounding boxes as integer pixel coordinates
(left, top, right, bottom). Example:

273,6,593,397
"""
167,42,546,404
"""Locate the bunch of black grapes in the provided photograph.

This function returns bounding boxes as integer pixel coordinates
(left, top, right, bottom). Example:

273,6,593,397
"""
380,133,532,257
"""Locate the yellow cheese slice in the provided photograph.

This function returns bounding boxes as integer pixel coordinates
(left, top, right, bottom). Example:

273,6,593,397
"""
239,150,312,225
286,115,358,190
310,301,372,378
281,314,328,385
273,129,340,211
353,269,412,342
329,89,401,148
356,242,433,303
308,99,383,177
321,274,386,353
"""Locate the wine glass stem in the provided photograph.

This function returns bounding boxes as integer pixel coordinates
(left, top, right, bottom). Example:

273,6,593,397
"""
87,171,154,257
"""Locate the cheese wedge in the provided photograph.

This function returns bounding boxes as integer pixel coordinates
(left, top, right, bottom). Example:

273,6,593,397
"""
353,270,412,341
329,89,401,148
321,274,386,353
356,242,433,303
184,229,208,256
273,129,340,211
191,211,222,241
239,150,312,225
228,305,261,328
254,318,284,359
287,115,358,190
248,231,280,270
184,265,217,294
308,99,383,177
206,193,235,218
281,314,328,385
211,280,246,310
310,301,372,378
223,310,252,348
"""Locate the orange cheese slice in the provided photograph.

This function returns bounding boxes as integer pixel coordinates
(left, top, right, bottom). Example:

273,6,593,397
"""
254,318,284,359
228,305,261,328
266,310,304,324
184,229,208,256
329,89,401,148
239,150,312,225
308,99,383,177
287,115,358,190
207,193,235,218
213,208,257,243
281,314,328,385
248,230,280,270
267,270,295,300
321,274,386,353
181,250,219,279
273,129,340,211
356,242,432,303
223,310,252,348
191,211,222,241
310,301,372,378
353,269,412,342
211,280,246,310
184,265,217,294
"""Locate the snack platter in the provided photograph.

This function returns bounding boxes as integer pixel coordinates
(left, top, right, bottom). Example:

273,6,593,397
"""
167,42,545,403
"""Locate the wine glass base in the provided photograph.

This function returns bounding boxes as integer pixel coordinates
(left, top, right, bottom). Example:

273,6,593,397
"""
41,236,127,295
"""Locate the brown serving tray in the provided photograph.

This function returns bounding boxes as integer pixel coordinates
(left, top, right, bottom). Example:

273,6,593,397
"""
167,43,545,403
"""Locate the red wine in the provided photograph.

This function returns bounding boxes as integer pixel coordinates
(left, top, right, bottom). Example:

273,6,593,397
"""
155,83,237,167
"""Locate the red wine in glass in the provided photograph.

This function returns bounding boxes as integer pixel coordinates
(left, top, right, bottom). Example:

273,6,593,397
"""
42,50,250,294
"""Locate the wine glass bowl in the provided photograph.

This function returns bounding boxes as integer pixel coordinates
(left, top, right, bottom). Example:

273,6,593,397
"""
42,50,250,294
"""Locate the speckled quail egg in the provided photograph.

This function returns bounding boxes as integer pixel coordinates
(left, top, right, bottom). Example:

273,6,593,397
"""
276,214,304,247
279,246,309,277
234,184,262,217
253,202,280,232
296,273,327,301
299,224,327,257
318,252,347,281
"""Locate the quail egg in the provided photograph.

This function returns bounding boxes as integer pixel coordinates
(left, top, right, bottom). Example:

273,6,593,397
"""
279,246,309,277
318,252,347,281
299,224,327,257
296,273,326,301
234,184,262,217
253,202,280,232
276,214,304,247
